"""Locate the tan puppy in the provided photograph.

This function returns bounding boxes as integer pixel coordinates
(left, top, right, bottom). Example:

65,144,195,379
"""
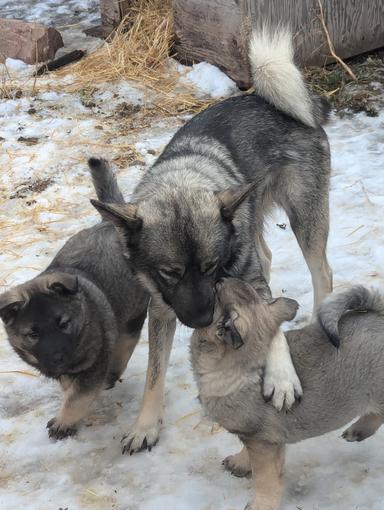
191,278,384,510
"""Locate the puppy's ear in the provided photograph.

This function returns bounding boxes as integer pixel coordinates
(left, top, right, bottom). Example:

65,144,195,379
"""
269,297,299,325
218,310,244,349
47,274,78,295
215,182,257,221
90,200,142,247
0,294,24,325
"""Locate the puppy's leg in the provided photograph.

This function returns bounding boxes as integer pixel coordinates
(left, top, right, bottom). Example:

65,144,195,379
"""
342,413,384,442
223,446,252,478
256,234,272,284
263,329,302,411
106,310,147,389
244,439,285,510
285,193,332,317
122,302,176,454
47,377,101,440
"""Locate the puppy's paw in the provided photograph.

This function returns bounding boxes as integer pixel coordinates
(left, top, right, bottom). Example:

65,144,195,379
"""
223,452,251,478
105,371,121,390
47,418,77,440
121,418,161,455
342,424,373,443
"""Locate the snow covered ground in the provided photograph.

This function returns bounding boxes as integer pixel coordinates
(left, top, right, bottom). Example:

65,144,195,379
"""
1,4,384,509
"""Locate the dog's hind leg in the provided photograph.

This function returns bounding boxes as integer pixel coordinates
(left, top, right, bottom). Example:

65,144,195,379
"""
121,302,176,455
256,234,272,284
223,446,252,478
284,191,332,317
342,413,384,442
244,438,285,510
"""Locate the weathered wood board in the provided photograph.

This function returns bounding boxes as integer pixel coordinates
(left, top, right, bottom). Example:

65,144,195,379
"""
173,0,384,87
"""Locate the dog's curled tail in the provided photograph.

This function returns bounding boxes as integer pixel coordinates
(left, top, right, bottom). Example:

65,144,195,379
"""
249,28,330,128
318,286,384,348
88,157,125,204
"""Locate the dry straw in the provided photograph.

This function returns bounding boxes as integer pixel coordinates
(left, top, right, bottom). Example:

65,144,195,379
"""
55,0,214,115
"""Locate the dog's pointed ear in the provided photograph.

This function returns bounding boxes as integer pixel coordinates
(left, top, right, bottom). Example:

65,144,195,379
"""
218,310,244,349
47,274,79,295
269,297,299,325
90,200,142,242
0,293,25,325
215,182,257,221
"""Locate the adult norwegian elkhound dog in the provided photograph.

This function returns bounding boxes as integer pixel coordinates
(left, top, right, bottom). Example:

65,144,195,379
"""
92,29,333,454
0,159,148,439
191,278,384,510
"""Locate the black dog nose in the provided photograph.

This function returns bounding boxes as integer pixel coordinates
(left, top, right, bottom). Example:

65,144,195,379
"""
53,351,65,364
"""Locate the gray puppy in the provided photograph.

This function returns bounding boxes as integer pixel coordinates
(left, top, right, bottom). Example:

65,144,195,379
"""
90,28,332,454
191,278,384,510
0,159,148,440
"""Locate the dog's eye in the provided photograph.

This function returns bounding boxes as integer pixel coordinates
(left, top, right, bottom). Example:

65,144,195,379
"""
202,260,218,276
25,330,38,340
57,318,70,330
158,268,182,282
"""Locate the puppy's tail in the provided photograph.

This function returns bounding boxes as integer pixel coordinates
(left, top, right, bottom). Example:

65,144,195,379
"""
318,286,384,348
88,157,125,204
248,28,330,128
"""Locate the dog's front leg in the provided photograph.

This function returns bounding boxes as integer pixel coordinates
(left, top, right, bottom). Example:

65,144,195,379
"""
263,329,302,411
47,376,101,440
122,301,176,454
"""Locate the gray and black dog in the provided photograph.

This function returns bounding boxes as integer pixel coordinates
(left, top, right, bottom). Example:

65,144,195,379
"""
191,278,384,510
91,29,333,454
0,160,148,439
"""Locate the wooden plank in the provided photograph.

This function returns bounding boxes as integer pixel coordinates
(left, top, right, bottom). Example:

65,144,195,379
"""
100,0,133,28
173,0,384,87
243,0,384,66
173,0,251,88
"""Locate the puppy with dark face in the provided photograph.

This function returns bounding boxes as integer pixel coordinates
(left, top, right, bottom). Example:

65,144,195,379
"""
0,160,148,440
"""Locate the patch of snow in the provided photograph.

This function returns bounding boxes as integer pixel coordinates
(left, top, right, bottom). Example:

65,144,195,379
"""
179,61,238,98
5,58,30,71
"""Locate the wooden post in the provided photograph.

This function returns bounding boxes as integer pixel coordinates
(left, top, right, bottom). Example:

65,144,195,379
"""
173,0,384,87
85,0,133,38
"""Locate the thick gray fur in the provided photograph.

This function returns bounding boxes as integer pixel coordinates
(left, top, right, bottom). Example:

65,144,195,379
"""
318,285,384,347
90,29,333,454
0,160,148,440
191,280,384,508
192,282,384,442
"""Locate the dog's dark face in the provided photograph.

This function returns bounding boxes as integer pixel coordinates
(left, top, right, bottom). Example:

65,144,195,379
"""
0,273,90,378
91,183,256,329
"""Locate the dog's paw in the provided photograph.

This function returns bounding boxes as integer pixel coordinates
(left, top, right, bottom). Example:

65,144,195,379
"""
105,371,121,390
223,452,251,478
121,418,161,455
263,364,303,412
342,428,364,442
47,418,77,440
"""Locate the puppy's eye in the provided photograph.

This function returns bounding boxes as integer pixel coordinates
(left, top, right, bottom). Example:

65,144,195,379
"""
202,260,218,275
25,330,38,340
158,268,182,282
57,318,70,330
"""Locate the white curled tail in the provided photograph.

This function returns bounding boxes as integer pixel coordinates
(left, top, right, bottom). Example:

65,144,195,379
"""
249,28,327,127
